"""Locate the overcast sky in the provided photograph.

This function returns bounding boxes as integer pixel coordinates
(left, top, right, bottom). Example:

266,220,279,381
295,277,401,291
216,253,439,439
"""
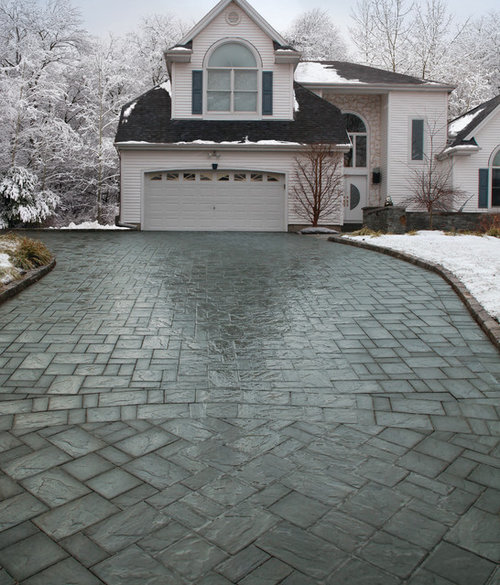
70,0,498,38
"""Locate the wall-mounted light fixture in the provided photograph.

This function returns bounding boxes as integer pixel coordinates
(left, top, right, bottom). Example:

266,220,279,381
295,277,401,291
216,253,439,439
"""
372,167,381,184
208,150,220,170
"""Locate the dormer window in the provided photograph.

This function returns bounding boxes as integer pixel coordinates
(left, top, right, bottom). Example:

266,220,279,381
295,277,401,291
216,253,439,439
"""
206,43,258,113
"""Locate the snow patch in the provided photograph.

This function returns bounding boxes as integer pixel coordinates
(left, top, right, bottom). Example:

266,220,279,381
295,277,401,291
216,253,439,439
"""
294,91,300,113
300,227,339,234
295,62,364,85
448,108,484,137
345,231,500,322
0,253,12,269
54,221,130,230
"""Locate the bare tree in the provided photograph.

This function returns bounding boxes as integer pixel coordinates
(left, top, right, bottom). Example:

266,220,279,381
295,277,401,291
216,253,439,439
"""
292,145,344,227
405,124,465,228
284,9,349,61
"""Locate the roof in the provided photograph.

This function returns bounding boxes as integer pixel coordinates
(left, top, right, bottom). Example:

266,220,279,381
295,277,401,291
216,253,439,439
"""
176,0,289,49
295,61,452,89
115,83,349,147
447,94,500,148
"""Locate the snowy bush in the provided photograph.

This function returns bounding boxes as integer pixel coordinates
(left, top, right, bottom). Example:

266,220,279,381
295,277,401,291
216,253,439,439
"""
0,167,60,228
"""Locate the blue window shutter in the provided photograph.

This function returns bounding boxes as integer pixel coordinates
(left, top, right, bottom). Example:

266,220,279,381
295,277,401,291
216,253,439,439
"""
262,71,273,115
478,168,489,208
192,70,203,115
411,119,424,160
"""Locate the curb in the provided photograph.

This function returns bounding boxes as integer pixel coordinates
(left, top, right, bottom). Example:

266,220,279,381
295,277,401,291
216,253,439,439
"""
328,235,500,351
0,258,56,305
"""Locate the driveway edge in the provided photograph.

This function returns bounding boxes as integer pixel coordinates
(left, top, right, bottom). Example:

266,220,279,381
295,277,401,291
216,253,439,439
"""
328,235,500,351
0,258,56,305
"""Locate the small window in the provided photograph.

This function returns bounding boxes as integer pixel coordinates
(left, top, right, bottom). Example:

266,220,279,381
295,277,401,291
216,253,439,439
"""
217,173,230,181
251,173,263,182
200,173,213,181
412,119,424,161
150,174,162,181
183,173,196,181
234,173,247,182
267,174,280,182
166,172,179,181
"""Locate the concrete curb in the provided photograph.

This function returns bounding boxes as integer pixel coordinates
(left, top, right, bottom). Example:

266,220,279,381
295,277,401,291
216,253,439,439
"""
0,258,56,305
328,235,500,351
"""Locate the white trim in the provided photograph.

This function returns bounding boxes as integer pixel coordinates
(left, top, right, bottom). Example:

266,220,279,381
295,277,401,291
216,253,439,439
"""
177,0,288,47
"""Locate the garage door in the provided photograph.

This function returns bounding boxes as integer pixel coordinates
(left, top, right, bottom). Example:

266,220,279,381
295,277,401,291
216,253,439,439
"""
143,170,286,231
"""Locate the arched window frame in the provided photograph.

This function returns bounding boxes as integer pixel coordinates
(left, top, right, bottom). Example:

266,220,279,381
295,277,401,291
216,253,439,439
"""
489,146,500,208
204,40,262,117
342,112,368,170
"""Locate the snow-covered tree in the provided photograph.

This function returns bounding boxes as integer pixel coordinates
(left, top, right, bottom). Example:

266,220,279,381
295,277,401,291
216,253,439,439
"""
285,9,349,61
0,167,60,227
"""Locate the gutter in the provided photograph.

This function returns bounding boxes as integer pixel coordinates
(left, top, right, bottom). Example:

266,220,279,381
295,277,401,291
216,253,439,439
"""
114,142,351,153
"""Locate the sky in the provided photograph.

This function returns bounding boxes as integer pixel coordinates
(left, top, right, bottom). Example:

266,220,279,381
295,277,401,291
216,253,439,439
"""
69,0,498,39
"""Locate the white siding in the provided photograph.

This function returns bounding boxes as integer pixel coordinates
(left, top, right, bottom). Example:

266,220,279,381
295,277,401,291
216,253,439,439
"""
171,2,294,120
386,91,449,205
119,149,344,228
451,110,500,212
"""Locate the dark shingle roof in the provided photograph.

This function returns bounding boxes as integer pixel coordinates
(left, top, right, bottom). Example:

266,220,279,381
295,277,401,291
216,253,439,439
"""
300,61,442,85
115,83,349,146
448,95,500,147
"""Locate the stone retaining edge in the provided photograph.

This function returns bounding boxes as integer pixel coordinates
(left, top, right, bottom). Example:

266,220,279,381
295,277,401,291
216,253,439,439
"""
0,258,56,305
328,235,500,351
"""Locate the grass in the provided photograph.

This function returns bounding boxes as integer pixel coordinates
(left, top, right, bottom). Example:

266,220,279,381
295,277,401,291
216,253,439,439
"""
348,227,385,237
0,234,53,287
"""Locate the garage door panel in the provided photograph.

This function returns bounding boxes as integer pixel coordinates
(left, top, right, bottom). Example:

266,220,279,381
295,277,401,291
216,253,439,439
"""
144,170,285,231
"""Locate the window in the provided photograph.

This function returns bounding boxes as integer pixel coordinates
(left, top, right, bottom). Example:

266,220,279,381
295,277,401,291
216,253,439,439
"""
251,173,263,182
234,173,247,182
343,114,367,168
183,173,196,181
166,172,179,181
492,149,500,207
200,173,213,181
412,119,425,161
150,174,162,181
207,43,258,113
217,173,230,181
267,174,280,182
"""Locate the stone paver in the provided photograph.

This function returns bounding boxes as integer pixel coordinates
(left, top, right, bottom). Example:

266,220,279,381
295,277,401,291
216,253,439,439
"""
0,232,498,584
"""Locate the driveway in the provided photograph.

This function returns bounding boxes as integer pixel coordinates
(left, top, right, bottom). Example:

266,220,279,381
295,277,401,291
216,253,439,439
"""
0,232,498,585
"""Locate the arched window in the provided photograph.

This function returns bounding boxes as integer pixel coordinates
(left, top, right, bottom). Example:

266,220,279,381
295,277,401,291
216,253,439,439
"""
343,113,367,168
491,148,500,207
207,42,258,113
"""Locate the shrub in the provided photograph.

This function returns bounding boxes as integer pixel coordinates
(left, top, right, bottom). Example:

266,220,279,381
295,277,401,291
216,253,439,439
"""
478,214,500,236
10,237,52,270
350,227,384,237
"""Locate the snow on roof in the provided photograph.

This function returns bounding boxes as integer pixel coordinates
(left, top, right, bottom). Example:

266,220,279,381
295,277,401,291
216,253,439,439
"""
448,108,484,137
157,81,171,95
122,101,137,121
295,62,364,85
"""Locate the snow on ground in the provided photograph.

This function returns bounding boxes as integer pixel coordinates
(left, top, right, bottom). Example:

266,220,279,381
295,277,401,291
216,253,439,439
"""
56,221,130,230
345,231,500,322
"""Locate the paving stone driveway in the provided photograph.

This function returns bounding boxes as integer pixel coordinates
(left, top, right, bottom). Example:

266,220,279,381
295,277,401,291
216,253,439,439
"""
0,231,499,585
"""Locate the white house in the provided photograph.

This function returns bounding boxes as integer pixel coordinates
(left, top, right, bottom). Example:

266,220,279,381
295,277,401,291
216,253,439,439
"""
114,0,473,232
438,95,500,213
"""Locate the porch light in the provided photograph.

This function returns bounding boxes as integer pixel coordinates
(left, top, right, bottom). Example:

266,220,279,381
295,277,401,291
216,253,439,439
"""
208,150,220,170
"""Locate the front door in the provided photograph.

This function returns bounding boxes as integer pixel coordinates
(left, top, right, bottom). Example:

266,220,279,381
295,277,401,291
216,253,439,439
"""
344,175,367,223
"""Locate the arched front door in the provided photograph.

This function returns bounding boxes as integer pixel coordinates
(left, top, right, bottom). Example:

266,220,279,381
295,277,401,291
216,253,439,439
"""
343,113,368,223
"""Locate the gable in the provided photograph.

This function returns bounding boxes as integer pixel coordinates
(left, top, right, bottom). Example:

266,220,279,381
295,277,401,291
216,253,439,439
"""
448,95,500,148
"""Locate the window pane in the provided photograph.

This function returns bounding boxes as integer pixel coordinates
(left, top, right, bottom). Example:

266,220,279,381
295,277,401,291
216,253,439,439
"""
267,174,280,182
492,169,500,206
412,119,424,160
208,70,230,90
234,92,257,111
234,173,247,182
200,173,213,181
344,148,353,168
251,173,263,182
355,135,367,167
183,173,196,181
207,91,231,111
234,70,257,90
150,174,162,181
208,43,257,67
217,173,230,181
343,113,366,133
166,172,179,181
493,151,500,166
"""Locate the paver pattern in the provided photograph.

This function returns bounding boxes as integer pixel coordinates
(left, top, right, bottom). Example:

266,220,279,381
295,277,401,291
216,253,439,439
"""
0,231,498,585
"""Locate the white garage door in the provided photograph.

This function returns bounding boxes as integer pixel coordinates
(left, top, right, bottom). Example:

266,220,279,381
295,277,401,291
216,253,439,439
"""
143,170,286,231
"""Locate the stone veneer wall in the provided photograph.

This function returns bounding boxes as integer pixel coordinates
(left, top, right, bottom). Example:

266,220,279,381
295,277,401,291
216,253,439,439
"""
322,93,382,207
